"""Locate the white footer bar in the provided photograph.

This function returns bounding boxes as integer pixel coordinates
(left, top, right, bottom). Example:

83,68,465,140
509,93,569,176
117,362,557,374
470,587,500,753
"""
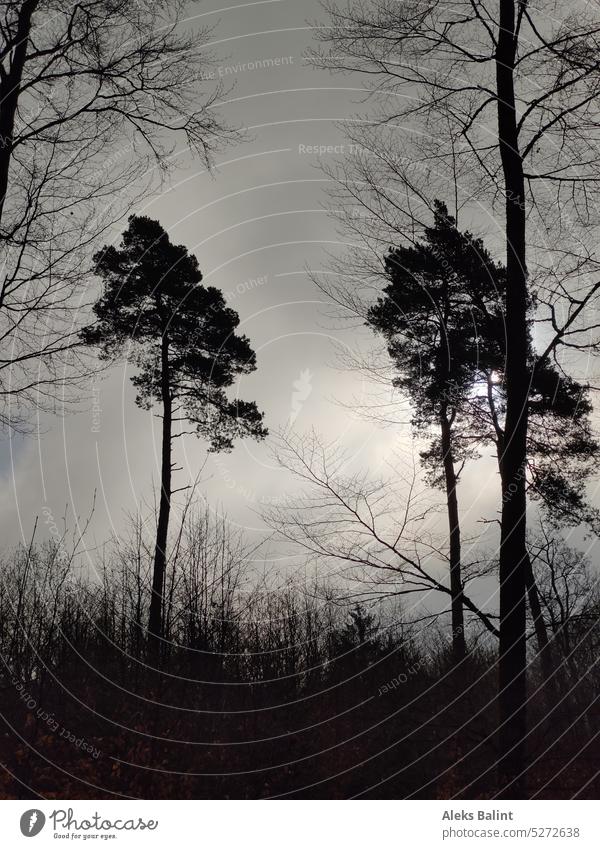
0,800,597,848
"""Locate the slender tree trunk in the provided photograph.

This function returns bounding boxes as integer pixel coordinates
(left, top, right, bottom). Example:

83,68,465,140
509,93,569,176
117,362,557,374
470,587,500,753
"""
440,409,466,662
525,556,555,690
148,329,172,661
0,0,38,229
496,0,530,798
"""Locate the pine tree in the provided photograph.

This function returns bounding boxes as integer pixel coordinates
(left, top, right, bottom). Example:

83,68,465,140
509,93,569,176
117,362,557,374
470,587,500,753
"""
368,201,599,664
368,201,506,662
81,216,267,657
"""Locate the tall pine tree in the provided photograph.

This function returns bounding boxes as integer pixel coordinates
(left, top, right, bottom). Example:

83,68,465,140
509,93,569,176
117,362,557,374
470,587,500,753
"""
82,216,267,657
368,201,506,662
369,202,598,663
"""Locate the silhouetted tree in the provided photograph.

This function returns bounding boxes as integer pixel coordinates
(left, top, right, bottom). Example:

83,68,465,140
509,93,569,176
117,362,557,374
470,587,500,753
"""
471,309,599,696
314,0,600,794
368,201,506,662
263,430,500,641
81,216,267,656
368,201,599,669
0,0,230,430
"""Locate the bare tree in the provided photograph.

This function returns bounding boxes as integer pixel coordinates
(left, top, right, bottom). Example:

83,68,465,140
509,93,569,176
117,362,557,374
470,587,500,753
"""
529,525,600,669
312,0,600,794
262,430,499,640
0,0,231,430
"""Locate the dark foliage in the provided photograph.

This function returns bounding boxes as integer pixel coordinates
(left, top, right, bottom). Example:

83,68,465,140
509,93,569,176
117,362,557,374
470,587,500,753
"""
368,200,505,438
82,215,267,452
369,201,599,525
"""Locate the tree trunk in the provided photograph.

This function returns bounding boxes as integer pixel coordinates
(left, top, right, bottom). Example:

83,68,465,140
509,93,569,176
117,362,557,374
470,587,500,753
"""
0,0,38,229
525,556,555,689
489,380,555,716
440,409,466,662
148,329,172,661
495,0,530,798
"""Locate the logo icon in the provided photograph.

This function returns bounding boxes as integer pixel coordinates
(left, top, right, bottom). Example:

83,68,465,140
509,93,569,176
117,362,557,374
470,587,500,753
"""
20,810,45,837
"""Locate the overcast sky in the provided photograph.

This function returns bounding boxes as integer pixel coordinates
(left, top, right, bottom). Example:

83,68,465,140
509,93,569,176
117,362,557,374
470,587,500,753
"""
2,0,597,597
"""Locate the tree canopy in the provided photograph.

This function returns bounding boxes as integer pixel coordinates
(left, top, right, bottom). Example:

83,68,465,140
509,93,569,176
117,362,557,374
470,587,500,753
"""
82,215,267,451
